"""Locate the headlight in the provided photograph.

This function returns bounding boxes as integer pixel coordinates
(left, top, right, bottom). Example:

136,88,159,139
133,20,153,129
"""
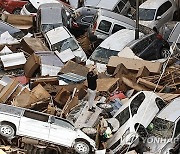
122,128,130,140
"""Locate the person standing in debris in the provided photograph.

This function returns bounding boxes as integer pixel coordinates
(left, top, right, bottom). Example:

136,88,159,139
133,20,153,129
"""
98,114,112,149
87,65,98,112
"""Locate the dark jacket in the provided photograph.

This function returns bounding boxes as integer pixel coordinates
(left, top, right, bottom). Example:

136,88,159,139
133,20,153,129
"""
87,71,98,90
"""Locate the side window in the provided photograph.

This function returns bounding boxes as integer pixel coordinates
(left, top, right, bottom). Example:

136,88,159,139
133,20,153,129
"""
117,1,125,12
122,0,128,4
98,20,112,33
112,24,126,34
156,1,172,18
115,107,130,127
23,110,49,122
53,117,74,129
155,98,166,111
113,6,120,14
174,120,180,138
130,92,145,116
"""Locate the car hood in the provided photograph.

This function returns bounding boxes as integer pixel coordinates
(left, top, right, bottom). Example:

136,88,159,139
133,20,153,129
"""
72,47,87,62
139,20,154,29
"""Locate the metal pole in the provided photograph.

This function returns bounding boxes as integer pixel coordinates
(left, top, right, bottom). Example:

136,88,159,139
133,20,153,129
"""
135,0,139,39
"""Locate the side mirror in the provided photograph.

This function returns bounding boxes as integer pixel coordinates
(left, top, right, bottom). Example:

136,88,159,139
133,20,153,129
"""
156,16,162,20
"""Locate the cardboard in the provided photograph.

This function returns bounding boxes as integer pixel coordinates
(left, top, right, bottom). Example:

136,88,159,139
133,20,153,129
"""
12,88,38,108
54,88,71,108
60,60,89,77
21,37,49,55
31,84,51,101
1,14,33,30
0,79,19,103
107,56,162,74
24,53,40,78
97,78,119,92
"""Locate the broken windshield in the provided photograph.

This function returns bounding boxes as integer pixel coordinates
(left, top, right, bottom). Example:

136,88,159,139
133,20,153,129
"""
147,117,174,138
90,47,119,64
52,37,79,52
139,8,156,21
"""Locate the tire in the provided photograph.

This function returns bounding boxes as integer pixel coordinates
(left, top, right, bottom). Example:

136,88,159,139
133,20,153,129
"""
97,103,113,112
0,123,15,139
13,8,21,14
161,48,171,58
73,140,91,154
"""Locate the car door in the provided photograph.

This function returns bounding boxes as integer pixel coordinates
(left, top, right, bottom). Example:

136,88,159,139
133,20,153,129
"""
48,116,77,147
18,110,50,141
155,1,173,29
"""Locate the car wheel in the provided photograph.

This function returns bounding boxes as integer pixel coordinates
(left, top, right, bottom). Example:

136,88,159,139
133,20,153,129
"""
161,48,171,58
97,103,113,112
74,140,90,154
0,123,15,139
13,8,21,14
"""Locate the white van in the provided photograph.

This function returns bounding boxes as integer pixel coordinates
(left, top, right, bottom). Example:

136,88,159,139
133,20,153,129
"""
84,0,131,15
20,0,59,16
88,9,136,41
44,26,87,63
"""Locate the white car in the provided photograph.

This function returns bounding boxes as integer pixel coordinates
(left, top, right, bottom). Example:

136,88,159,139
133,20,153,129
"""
20,0,59,16
139,0,178,31
145,97,180,154
106,91,166,154
86,29,143,72
0,104,96,154
44,26,87,63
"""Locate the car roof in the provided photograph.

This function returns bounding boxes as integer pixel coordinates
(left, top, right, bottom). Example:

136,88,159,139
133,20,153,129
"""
139,0,171,9
85,0,121,10
75,6,98,16
168,22,180,44
157,97,180,122
99,9,136,27
45,26,71,44
29,0,59,9
113,91,160,117
39,3,63,24
99,29,143,51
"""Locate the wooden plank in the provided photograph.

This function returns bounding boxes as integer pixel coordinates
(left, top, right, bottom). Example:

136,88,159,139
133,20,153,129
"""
122,77,149,91
97,78,119,92
156,93,180,102
137,78,164,90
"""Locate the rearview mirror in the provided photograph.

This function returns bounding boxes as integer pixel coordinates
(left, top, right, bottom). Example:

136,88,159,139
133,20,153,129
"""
156,16,161,20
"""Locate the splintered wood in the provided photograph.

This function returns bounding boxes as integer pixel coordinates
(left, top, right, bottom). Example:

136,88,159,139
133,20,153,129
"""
140,67,180,92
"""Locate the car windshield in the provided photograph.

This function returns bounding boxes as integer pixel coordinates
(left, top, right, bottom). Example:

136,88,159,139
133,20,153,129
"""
25,2,37,13
42,23,63,33
139,8,156,21
51,37,79,52
147,117,174,138
90,47,119,64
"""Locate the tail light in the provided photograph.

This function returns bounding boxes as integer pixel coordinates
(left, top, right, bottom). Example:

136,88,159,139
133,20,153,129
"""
156,34,163,40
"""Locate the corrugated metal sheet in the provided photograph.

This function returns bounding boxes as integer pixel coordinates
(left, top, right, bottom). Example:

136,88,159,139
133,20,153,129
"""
59,72,86,83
